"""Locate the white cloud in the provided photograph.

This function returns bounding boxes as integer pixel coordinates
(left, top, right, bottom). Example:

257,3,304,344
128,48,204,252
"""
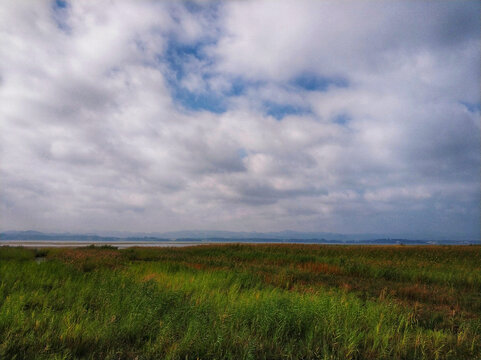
0,0,479,238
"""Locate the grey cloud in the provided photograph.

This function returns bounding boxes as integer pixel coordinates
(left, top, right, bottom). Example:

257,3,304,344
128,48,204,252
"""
0,1,479,238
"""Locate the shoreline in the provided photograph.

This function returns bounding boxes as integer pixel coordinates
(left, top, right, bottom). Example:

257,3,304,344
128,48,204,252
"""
1,240,478,248
0,241,202,248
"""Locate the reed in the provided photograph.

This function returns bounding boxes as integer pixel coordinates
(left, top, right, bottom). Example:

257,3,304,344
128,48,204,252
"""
0,245,479,359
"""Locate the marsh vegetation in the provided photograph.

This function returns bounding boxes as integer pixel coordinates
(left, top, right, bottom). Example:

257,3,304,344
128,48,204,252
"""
0,244,479,359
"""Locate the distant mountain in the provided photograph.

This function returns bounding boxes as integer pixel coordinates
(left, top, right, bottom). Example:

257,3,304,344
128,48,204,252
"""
0,231,169,242
128,229,385,241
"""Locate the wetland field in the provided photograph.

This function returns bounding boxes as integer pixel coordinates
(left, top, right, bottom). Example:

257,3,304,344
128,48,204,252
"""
0,244,480,359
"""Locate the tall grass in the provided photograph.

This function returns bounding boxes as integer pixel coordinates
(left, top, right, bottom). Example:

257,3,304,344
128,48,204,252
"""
0,245,479,359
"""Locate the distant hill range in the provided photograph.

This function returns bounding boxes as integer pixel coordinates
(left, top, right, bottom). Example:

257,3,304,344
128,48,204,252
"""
0,230,478,245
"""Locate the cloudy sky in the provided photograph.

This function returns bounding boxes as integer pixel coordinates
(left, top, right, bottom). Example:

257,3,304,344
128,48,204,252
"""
0,1,479,238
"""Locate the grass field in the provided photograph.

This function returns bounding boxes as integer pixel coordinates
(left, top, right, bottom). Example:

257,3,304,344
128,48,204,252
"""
0,244,480,359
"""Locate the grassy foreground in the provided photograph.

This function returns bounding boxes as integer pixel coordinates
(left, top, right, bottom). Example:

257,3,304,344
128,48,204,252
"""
0,245,480,359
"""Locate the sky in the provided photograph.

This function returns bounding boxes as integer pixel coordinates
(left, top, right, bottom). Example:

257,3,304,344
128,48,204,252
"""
0,0,480,239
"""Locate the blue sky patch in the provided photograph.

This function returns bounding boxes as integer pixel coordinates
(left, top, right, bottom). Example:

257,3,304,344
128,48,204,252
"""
54,0,67,9
291,72,348,92
163,37,265,113
163,38,226,112
460,101,481,113
224,77,252,97
333,113,351,125
164,40,208,80
264,101,311,120
51,0,70,32
173,87,227,113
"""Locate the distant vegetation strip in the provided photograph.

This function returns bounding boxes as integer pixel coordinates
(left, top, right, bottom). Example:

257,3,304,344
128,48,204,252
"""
0,244,480,359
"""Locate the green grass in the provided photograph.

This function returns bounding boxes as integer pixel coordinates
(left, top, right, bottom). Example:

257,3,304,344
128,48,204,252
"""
0,245,480,359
